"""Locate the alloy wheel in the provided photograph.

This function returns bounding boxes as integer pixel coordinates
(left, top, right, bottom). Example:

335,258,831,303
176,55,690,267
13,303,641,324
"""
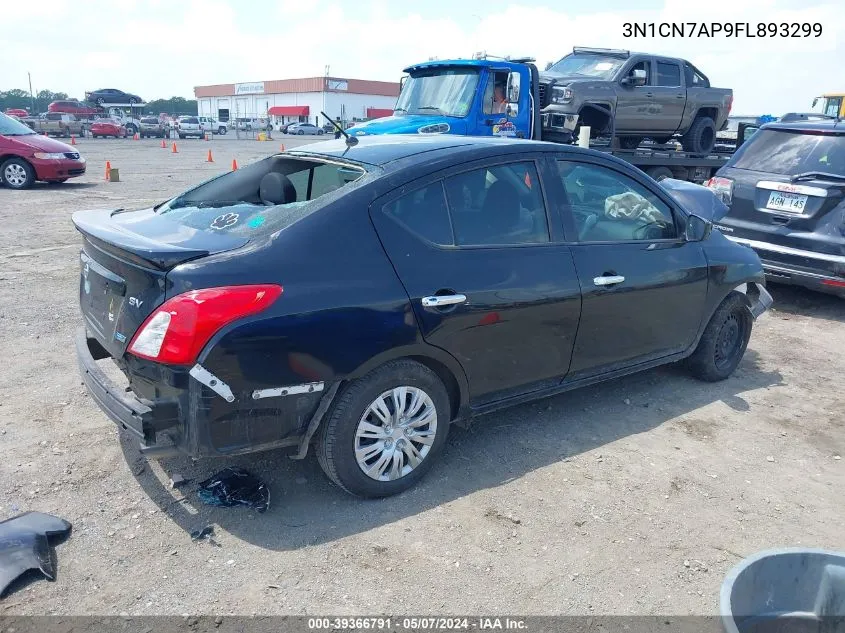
4,164,28,187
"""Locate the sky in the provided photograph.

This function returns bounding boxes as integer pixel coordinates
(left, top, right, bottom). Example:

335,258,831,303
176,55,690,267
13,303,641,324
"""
1,0,841,115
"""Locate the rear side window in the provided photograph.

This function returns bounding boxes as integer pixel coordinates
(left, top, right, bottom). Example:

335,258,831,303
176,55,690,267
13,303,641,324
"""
731,129,845,177
656,62,681,87
444,162,549,246
383,183,453,245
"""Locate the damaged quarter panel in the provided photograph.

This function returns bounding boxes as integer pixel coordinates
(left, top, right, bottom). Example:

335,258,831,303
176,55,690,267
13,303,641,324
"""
165,184,425,456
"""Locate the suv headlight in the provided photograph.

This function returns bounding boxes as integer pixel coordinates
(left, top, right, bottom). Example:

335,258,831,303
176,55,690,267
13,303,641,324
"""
551,87,573,104
418,123,450,134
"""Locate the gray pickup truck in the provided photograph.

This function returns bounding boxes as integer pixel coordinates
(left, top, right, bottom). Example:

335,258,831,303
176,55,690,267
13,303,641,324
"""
22,113,85,138
539,47,733,154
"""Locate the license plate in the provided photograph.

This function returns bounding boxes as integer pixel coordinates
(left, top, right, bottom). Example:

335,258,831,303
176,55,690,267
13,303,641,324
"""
766,190,807,214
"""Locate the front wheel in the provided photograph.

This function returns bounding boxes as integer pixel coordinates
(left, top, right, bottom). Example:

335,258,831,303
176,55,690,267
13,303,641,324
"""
298,130,305,135
686,292,752,382
1,158,36,189
218,127,226,135
316,360,451,497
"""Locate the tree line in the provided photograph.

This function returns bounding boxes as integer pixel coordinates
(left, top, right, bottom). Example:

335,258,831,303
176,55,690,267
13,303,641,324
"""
1,89,197,116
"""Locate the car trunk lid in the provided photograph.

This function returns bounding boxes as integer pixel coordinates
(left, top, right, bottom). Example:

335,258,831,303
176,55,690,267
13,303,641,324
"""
73,208,248,358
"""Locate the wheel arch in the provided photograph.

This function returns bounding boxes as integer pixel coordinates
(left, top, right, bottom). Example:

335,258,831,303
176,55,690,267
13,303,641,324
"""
694,106,719,123
578,102,613,134
346,343,470,422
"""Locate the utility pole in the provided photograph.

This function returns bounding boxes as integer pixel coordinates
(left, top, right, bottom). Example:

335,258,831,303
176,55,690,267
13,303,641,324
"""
28,72,35,113
322,65,330,127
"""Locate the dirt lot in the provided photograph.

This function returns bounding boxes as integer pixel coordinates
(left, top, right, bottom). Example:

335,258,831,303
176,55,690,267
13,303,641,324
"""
0,138,842,616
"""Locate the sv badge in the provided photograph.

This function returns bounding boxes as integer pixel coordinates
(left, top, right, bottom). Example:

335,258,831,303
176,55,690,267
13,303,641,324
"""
129,297,144,309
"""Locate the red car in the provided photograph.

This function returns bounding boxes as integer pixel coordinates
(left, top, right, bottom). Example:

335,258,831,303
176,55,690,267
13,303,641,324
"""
4,108,29,118
48,100,100,116
90,119,127,138
0,112,86,189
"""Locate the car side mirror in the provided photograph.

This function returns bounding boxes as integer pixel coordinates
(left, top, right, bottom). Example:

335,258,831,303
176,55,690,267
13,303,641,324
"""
685,214,712,242
812,97,818,108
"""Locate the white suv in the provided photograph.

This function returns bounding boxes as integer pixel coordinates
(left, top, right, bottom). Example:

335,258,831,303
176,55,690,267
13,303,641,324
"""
198,116,227,135
176,116,204,139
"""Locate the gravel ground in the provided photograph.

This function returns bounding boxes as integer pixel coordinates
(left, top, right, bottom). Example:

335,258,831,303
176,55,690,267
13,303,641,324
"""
0,137,842,616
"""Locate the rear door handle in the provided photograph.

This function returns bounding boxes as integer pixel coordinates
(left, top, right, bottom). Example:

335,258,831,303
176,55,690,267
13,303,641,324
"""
593,275,625,286
646,92,654,98
422,294,467,307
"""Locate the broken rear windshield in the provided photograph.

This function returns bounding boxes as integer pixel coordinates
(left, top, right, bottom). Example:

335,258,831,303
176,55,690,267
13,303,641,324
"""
155,155,367,237
732,129,845,177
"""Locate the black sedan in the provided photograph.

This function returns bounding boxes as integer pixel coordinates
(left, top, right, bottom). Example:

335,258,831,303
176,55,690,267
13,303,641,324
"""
708,118,845,297
84,88,143,105
73,135,771,497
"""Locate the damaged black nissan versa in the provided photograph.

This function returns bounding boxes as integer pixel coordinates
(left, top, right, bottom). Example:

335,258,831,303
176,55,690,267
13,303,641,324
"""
74,135,772,497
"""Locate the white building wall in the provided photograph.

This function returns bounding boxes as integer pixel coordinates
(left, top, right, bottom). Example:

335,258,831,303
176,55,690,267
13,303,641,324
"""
201,91,397,124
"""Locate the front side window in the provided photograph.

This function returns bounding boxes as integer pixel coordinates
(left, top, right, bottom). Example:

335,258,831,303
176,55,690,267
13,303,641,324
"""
557,161,677,241
444,162,549,246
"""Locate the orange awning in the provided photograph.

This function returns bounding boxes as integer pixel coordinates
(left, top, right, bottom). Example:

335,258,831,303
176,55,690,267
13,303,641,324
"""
268,105,310,116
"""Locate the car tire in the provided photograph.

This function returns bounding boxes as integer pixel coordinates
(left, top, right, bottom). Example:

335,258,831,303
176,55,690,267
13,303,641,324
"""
646,166,674,181
218,127,226,135
298,130,305,135
681,116,716,154
178,134,185,139
686,292,752,382
1,157,36,189
618,136,642,150
316,359,451,498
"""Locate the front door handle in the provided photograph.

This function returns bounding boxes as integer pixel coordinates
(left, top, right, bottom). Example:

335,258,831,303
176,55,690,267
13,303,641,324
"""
593,275,625,286
645,92,654,98
422,294,467,307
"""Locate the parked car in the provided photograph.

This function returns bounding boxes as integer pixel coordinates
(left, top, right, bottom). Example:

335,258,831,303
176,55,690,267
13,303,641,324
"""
229,117,272,132
0,112,86,189
4,108,30,118
84,89,143,105
90,119,127,138
176,116,204,138
139,116,167,138
22,113,85,138
73,135,771,497
287,122,324,135
539,47,733,152
48,100,100,117
708,117,845,297
197,116,227,135
278,121,296,134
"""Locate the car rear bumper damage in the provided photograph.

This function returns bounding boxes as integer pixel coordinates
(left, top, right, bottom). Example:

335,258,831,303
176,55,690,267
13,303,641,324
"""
76,327,337,459
726,236,845,297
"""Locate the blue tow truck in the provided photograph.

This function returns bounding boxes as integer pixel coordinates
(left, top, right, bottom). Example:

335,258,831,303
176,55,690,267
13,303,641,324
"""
347,50,735,183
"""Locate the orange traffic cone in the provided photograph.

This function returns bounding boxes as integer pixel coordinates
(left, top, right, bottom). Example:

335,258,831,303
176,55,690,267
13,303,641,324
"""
171,142,178,153
206,149,214,163
70,135,76,145
231,158,238,171
133,132,140,141
160,138,166,148
104,161,111,181
279,143,285,152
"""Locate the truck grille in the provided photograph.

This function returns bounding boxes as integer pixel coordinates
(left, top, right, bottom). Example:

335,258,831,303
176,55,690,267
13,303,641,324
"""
538,83,549,108
64,152,80,160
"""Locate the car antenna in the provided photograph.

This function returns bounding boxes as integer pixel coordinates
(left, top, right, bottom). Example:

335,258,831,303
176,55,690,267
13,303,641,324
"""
321,111,357,146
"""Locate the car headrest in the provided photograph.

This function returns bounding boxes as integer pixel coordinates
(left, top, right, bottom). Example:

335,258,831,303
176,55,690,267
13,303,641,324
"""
259,172,296,206
483,180,521,230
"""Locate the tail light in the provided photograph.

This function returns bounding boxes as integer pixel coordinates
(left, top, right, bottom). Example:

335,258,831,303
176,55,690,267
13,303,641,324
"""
705,176,735,205
128,284,283,365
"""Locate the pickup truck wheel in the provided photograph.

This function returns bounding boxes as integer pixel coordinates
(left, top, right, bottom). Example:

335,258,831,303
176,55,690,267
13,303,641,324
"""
646,166,674,181
686,292,752,382
218,127,226,135
316,360,451,498
1,158,35,189
681,116,716,154
618,136,642,150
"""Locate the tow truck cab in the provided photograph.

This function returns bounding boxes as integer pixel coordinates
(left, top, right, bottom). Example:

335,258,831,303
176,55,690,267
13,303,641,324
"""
347,58,542,140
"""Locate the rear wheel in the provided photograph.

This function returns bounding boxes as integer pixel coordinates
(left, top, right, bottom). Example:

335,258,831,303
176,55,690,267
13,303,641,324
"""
218,126,226,135
686,292,752,382
1,158,35,189
646,166,674,182
681,116,716,154
298,129,305,135
316,360,451,497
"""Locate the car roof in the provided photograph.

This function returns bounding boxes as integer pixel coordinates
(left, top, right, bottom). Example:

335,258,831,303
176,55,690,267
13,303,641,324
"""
287,133,617,168
762,120,845,135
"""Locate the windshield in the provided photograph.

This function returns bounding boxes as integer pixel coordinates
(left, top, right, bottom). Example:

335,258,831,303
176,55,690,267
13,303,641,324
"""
732,129,845,177
0,112,36,136
394,68,480,117
547,54,625,78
